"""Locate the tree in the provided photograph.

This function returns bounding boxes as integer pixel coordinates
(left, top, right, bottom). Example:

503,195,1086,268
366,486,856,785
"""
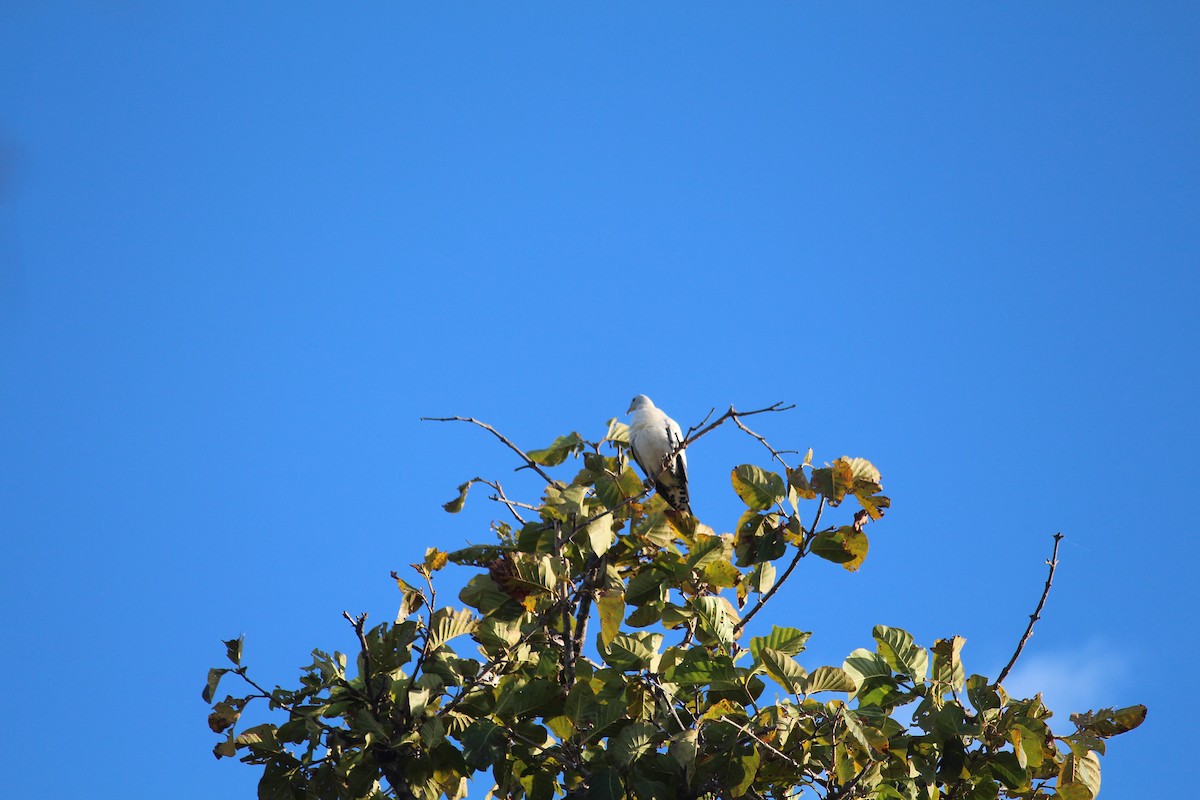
204,404,1144,800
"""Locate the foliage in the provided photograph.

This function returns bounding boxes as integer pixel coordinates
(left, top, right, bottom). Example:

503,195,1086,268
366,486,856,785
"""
205,409,1143,800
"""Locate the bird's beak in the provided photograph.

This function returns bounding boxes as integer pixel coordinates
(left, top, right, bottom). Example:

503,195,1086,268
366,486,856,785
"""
626,401,636,414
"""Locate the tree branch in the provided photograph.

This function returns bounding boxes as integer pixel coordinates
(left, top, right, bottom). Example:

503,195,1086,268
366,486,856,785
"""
731,416,797,470
342,611,379,713
735,496,825,635
996,532,1064,686
682,401,795,448
571,554,603,668
420,416,558,485
478,478,529,524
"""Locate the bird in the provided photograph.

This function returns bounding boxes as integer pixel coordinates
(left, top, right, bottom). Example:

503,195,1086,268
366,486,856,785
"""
626,395,691,514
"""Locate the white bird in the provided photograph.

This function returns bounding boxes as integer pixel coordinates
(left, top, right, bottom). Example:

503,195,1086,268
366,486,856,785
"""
626,395,691,515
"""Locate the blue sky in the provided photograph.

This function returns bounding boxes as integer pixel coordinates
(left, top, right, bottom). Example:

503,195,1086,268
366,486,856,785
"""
1,2,1195,797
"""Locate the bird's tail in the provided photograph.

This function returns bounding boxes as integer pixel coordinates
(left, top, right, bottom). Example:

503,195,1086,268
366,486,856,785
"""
657,481,692,516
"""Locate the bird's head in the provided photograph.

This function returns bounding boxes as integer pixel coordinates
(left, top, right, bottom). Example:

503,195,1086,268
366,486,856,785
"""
627,395,654,414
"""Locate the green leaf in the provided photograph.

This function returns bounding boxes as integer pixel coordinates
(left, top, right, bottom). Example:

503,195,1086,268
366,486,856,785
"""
809,460,854,504
1069,704,1147,738
604,418,630,445
527,432,584,466
749,561,776,594
966,673,1002,716
546,714,575,739
759,647,807,693
611,721,658,766
603,632,661,670
731,465,785,511
544,484,588,518
804,666,857,694
595,466,644,511
987,751,1028,791
873,625,928,682
1058,750,1101,800
587,768,624,800
843,648,891,686
626,568,667,606
461,719,506,769
703,558,742,589
565,681,597,725
223,636,244,666
668,729,699,779
856,492,891,521
1010,722,1052,769
235,723,277,749
932,636,966,691
443,480,473,513
692,595,736,653
582,513,615,556
446,543,514,567
786,466,817,500
593,589,624,649
664,651,737,686
699,697,747,723
809,526,868,571
729,746,761,797
427,608,478,651
202,668,227,703
459,575,515,618
508,679,564,718
749,625,812,660
585,696,627,742
838,706,876,754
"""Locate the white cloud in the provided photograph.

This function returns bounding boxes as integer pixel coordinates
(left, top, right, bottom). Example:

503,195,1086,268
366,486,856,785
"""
1001,639,1129,730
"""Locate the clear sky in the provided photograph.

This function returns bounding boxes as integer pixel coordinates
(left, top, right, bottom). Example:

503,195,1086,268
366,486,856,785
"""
1,2,1195,797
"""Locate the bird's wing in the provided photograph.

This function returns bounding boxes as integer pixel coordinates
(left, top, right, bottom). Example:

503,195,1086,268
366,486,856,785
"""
657,415,691,513
628,421,654,477
663,417,688,485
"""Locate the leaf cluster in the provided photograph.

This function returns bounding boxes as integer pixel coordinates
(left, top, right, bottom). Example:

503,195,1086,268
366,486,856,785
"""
205,415,1143,800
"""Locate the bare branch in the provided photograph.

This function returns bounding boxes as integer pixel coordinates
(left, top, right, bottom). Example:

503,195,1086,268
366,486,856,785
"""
996,532,1064,686
731,415,798,470
683,401,796,448
420,416,558,485
477,478,529,524
685,407,717,438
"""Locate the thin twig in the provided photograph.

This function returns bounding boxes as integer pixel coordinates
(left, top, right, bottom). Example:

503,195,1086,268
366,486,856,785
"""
478,478,529,524
996,532,1064,686
342,611,378,712
683,402,795,448
440,622,546,717
735,496,825,634
231,668,341,735
731,720,805,771
420,416,558,485
731,416,797,470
